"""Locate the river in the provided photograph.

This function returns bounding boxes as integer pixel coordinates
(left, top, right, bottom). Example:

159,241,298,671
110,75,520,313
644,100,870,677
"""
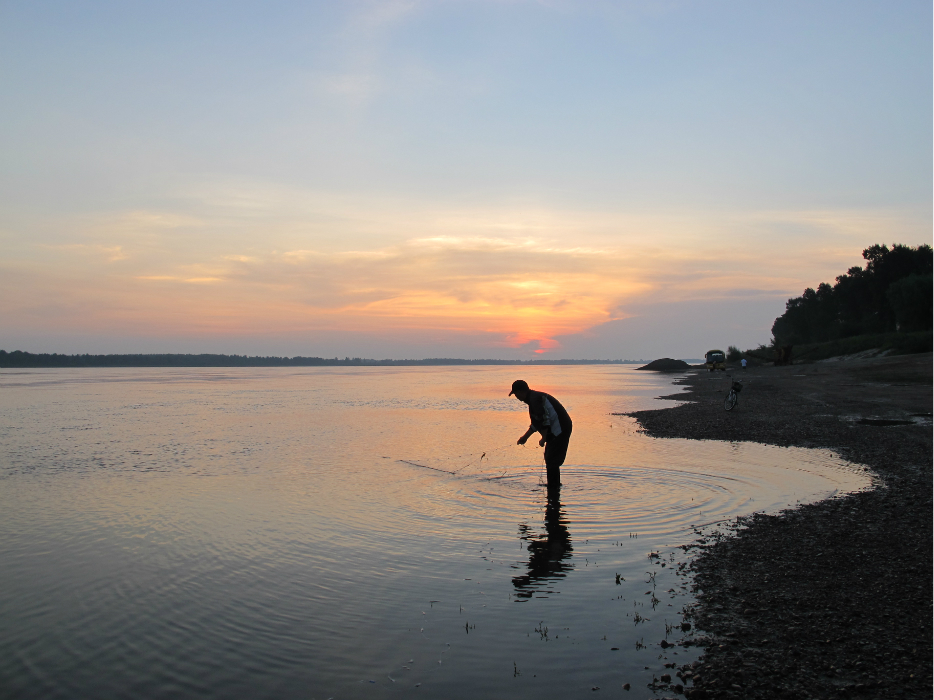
0,366,870,699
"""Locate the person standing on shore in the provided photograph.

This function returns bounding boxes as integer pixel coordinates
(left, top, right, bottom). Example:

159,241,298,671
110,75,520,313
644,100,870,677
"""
741,358,747,370
509,380,573,490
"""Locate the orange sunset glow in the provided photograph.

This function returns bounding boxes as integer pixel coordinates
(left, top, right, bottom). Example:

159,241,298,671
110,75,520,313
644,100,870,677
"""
0,3,929,359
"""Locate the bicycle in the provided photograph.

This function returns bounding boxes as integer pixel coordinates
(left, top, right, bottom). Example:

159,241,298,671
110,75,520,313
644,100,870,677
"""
724,378,743,411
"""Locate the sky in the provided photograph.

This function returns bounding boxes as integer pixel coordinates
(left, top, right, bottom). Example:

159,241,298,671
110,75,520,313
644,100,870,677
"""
1,0,930,360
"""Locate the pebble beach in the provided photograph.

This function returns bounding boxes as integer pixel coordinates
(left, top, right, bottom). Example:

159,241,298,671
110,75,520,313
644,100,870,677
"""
630,353,933,700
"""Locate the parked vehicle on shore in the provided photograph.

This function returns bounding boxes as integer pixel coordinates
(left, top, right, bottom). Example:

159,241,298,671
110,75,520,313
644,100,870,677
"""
705,349,726,371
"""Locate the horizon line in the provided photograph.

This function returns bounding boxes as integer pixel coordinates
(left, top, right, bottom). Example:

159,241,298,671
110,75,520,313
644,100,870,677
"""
0,349,704,367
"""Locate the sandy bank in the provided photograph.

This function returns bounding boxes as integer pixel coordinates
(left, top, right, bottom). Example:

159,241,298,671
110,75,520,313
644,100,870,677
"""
629,353,932,699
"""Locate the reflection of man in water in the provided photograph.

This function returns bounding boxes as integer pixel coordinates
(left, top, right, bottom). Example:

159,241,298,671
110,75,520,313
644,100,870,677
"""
512,495,573,598
509,379,573,490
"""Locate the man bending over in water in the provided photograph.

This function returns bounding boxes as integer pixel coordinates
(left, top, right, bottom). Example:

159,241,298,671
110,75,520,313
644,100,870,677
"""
509,380,573,491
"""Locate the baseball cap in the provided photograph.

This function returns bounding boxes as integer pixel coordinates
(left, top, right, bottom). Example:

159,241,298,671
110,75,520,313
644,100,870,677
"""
508,379,529,396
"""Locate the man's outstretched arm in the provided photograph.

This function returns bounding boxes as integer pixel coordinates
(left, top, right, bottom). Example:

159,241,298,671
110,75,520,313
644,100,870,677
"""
517,425,537,445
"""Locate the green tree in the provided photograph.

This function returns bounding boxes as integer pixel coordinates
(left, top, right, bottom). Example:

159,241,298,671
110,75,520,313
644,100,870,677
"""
886,273,933,332
772,244,932,345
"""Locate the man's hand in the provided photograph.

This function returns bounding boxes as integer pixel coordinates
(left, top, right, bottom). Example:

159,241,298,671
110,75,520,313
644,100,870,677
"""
539,437,547,447
518,426,536,445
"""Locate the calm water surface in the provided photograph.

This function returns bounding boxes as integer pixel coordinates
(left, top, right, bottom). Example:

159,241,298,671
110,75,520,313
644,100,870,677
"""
0,367,870,699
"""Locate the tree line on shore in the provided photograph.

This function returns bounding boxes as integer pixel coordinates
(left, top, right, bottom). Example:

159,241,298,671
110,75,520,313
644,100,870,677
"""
771,243,932,345
724,243,932,364
0,352,649,368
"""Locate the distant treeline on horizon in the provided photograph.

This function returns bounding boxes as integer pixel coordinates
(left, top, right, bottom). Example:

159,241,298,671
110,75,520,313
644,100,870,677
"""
0,350,661,368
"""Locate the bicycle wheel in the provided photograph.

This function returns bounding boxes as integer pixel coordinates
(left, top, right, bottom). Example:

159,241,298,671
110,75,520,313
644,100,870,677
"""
724,392,737,411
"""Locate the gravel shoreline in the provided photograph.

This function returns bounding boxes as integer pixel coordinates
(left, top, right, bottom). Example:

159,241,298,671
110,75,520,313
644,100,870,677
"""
629,354,933,700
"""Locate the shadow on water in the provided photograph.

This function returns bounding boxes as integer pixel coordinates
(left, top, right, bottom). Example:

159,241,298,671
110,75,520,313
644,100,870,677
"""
512,492,574,599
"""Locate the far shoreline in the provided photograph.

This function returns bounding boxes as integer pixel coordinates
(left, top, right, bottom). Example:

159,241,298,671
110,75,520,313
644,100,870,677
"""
0,350,704,368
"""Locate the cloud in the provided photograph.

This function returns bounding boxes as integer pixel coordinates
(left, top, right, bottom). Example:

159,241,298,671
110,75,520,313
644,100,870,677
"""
3,180,929,357
349,0,420,31
40,243,129,262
